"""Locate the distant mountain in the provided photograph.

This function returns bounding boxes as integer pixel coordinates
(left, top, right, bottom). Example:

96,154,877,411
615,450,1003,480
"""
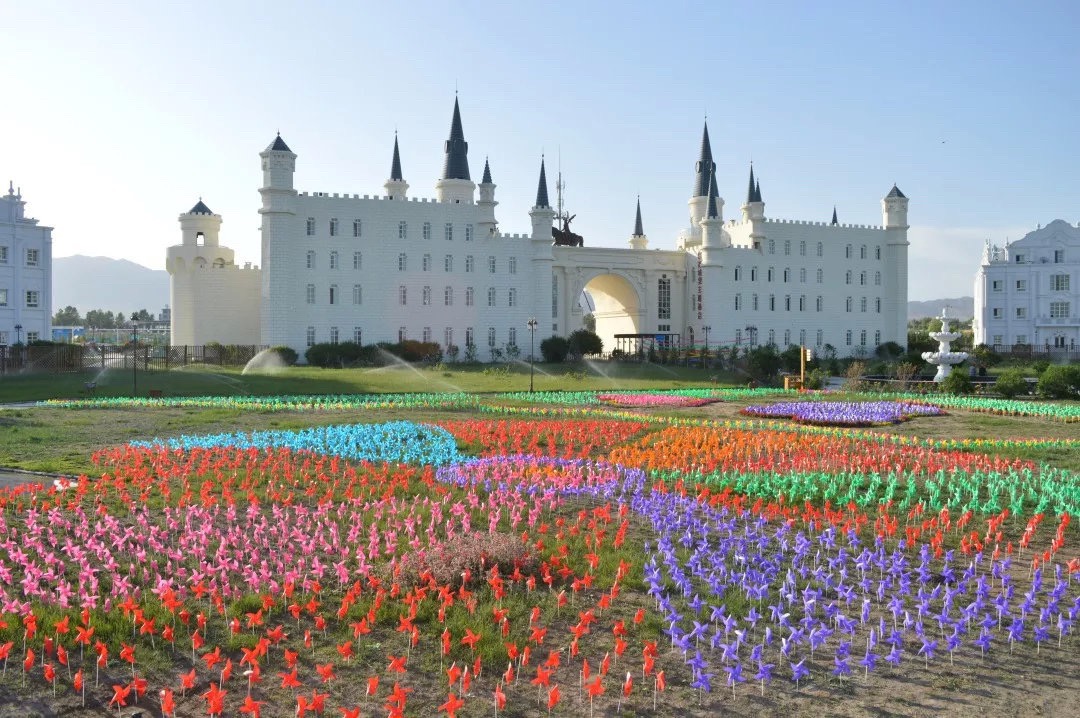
53,256,169,316
908,297,974,320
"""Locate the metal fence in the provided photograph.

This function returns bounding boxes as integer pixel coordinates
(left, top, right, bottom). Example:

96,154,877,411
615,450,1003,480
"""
0,345,268,375
989,345,1080,362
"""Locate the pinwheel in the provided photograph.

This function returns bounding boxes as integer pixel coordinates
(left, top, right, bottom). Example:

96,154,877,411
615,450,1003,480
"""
238,695,264,718
438,692,465,718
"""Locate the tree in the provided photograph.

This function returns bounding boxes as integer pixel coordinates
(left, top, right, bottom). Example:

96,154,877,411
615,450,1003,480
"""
993,369,1029,398
875,341,904,361
970,344,1001,369
130,309,154,322
540,335,570,363
780,344,803,373
84,309,117,329
52,306,82,326
746,344,782,382
568,329,603,357
1036,365,1080,399
582,313,596,332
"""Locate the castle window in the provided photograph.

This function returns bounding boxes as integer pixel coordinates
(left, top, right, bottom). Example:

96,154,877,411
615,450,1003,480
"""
845,297,853,312
875,298,881,313
488,327,496,347
859,271,866,285
353,220,362,238
465,327,474,348
734,294,742,310
423,327,431,342
306,250,315,269
860,245,867,259
399,221,408,239
845,244,852,259
552,273,559,318
1051,274,1070,291
465,287,474,306
353,251,362,270
25,290,39,308
816,296,823,312
423,222,431,240
799,241,806,256
509,257,517,274
444,286,453,306
769,295,775,311
734,266,741,281
845,270,852,285
1014,253,1025,263
0,289,7,306
845,330,852,346
422,286,431,306
465,225,473,242
329,326,339,343
444,255,453,272
329,218,338,237
658,276,671,319
306,284,315,304
1050,301,1070,318
784,329,791,346
353,327,362,344
398,253,407,271
465,255,474,272
399,286,407,305
1015,307,1026,319
1055,249,1065,263
750,267,757,281
860,330,867,346
423,253,431,272
329,251,339,270
992,307,1002,318
767,268,774,282
799,295,806,311
992,280,1002,291
488,287,496,307
992,334,1002,345
799,268,806,283
860,297,867,312
445,223,453,241
0,246,7,263
25,249,39,267
768,239,775,254
874,330,881,346
1015,334,1027,345
306,218,315,236
508,327,517,346
306,326,316,347
768,329,775,345
352,285,362,305
784,240,791,255
1015,279,1026,292
735,329,743,345
508,288,517,307
816,242,823,257
783,268,790,283
874,271,881,286
816,329,823,346
875,246,881,260
799,329,806,346
785,295,791,311
489,256,496,273
816,269,823,283
329,284,338,305
752,294,759,311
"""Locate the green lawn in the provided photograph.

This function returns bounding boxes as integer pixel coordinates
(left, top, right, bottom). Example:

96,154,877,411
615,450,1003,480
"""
0,361,735,403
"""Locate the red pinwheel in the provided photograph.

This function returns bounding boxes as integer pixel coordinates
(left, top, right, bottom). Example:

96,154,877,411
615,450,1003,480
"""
388,654,407,673
548,685,561,711
460,628,482,652
439,692,465,717
238,695,265,717
160,688,175,717
279,667,302,689
203,682,227,717
494,682,507,712
202,646,222,670
316,662,336,683
340,709,361,718
110,682,132,710
180,668,197,696
366,675,379,696
73,669,85,706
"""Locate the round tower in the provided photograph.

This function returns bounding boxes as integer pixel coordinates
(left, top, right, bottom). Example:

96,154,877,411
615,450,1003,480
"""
477,158,498,237
529,156,555,245
179,199,222,247
384,133,409,200
629,196,648,250
435,97,476,204
699,177,725,266
882,184,909,228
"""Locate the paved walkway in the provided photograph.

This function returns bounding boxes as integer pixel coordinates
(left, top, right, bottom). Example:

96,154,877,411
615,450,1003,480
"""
0,468,72,489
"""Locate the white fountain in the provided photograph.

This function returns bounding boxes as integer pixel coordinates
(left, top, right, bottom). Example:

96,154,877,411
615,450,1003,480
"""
921,309,970,382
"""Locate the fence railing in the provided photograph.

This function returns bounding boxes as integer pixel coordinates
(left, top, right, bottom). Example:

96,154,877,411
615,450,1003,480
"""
989,345,1080,361
0,345,268,375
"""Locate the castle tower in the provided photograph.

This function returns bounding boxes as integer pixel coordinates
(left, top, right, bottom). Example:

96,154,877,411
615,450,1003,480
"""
831,206,839,225
435,97,476,204
167,200,239,345
882,185,909,228
477,158,498,237
700,176,725,266
740,164,764,221
530,156,555,241
881,184,910,347
629,196,648,250
179,199,222,247
258,134,298,347
384,134,409,200
688,122,723,228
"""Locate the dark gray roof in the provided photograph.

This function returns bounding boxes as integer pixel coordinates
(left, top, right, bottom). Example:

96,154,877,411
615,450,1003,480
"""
441,97,471,180
390,135,403,181
481,158,492,184
633,196,644,236
831,206,838,225
267,133,291,152
706,174,719,219
188,199,213,214
693,122,717,198
886,184,906,199
754,178,762,203
746,164,757,204
535,157,550,208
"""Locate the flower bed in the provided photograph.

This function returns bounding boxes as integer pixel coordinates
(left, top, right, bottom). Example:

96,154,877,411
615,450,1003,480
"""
740,400,945,426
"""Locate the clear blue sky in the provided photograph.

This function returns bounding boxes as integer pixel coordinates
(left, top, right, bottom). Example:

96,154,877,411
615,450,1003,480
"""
3,0,1078,300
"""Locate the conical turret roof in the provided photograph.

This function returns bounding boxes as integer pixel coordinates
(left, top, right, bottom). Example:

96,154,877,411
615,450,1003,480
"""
633,196,644,236
188,199,213,214
390,134,404,181
441,97,471,180
267,133,291,152
481,158,492,184
693,122,717,198
535,157,550,209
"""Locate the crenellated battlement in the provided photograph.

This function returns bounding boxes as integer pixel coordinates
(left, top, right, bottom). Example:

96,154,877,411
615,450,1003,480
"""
298,192,472,204
761,218,884,230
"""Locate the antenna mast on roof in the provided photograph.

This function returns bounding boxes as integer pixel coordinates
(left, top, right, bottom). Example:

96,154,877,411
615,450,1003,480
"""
555,148,568,226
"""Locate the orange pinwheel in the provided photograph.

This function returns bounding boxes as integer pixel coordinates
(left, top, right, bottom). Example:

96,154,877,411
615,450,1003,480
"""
109,682,132,708
238,695,265,717
366,675,379,696
279,668,302,689
316,662,336,683
655,670,666,691
203,682,227,716
388,654,407,673
161,688,175,716
336,640,354,662
202,646,222,670
494,683,507,710
623,671,633,697
548,685,561,710
438,692,466,717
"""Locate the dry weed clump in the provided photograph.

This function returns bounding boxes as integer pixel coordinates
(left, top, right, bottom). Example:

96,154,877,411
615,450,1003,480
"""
396,532,536,588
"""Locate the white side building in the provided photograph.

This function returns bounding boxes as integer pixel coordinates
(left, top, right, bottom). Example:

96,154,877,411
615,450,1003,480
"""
0,183,52,346
170,100,909,359
974,219,1080,350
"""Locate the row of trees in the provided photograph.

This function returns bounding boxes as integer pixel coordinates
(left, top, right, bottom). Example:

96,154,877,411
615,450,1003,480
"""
52,306,157,328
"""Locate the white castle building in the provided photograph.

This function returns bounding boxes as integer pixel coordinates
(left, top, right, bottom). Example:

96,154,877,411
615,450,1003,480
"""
168,99,909,358
0,182,52,346
974,220,1079,350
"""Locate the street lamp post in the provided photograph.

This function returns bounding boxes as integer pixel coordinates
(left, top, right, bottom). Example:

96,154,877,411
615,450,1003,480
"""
526,318,538,392
131,322,139,398
702,325,711,369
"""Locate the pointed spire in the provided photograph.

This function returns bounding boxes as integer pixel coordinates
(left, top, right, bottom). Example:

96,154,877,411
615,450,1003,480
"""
390,133,403,181
189,199,213,214
754,178,762,203
267,133,291,152
441,97,471,180
746,164,757,204
706,175,719,219
535,156,550,208
481,157,492,184
886,184,906,199
831,206,838,225
633,196,644,236
693,122,716,197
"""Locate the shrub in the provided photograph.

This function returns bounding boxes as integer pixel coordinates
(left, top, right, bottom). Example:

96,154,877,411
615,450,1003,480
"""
895,362,918,389
843,361,866,392
993,368,1029,398
568,329,603,357
804,367,829,390
269,346,298,366
1032,360,1051,376
1036,365,1080,399
939,370,973,395
875,341,904,361
540,335,570,363
746,344,782,382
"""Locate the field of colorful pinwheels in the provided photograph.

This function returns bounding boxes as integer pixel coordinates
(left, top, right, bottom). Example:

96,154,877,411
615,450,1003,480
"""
0,393,1078,716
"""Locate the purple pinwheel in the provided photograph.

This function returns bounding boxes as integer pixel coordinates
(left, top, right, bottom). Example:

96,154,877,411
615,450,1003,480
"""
691,669,715,694
791,659,810,687
858,651,878,679
833,655,852,681
724,661,746,699
918,637,938,667
754,661,775,696
884,644,902,667
974,630,993,656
